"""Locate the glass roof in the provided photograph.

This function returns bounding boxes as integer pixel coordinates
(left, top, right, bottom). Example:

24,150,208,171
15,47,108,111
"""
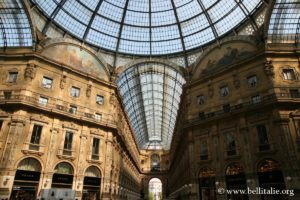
0,0,33,47
117,63,185,150
32,0,262,56
267,0,300,44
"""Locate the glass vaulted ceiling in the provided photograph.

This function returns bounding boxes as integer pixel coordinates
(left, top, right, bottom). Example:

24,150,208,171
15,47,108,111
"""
117,63,185,150
32,0,262,56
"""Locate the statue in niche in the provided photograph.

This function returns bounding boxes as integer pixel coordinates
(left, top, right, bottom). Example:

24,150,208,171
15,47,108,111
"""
110,92,117,106
264,60,275,78
233,70,240,88
208,81,214,98
60,75,66,89
86,85,92,98
24,63,37,81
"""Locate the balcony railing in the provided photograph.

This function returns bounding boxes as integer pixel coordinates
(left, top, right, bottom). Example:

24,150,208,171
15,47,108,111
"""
258,143,271,152
200,154,208,161
0,90,115,127
86,153,102,163
190,91,300,124
57,148,75,160
22,142,45,155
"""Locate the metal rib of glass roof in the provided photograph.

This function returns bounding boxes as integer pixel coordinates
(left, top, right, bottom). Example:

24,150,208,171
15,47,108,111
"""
0,0,33,47
117,63,185,150
32,0,262,56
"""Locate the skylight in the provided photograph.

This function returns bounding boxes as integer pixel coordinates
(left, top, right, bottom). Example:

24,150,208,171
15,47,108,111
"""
32,0,262,55
117,63,185,150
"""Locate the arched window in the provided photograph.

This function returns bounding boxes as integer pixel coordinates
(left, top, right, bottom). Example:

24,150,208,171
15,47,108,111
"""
258,159,281,173
54,162,73,175
199,167,215,178
151,154,160,171
225,163,244,176
85,166,101,178
17,157,41,172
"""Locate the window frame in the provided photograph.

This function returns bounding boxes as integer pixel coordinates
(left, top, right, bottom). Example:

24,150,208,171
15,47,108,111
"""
282,69,296,80
69,105,77,114
71,86,80,98
63,131,74,150
92,137,100,156
220,85,229,97
96,95,104,105
42,76,53,89
256,124,270,151
251,95,261,104
38,96,49,105
247,75,257,88
197,95,205,105
30,125,43,145
7,71,18,83
95,113,102,121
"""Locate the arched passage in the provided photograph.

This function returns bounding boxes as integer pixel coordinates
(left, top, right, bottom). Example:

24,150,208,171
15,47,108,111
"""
225,163,248,200
82,166,102,200
257,159,286,199
148,178,162,200
198,167,216,200
52,162,74,189
11,157,42,200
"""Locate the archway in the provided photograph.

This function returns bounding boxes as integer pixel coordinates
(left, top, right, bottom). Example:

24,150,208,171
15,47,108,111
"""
82,166,102,200
257,159,286,199
198,167,216,200
148,178,162,200
11,157,42,200
52,162,74,189
225,163,248,200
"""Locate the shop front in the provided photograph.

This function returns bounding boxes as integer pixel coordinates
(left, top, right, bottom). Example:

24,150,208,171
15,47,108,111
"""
10,158,41,200
82,166,101,200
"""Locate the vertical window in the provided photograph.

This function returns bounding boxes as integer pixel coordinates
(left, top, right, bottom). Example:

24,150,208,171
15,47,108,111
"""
220,85,229,97
95,113,102,121
256,124,270,151
63,131,73,155
290,89,300,98
96,95,104,105
251,95,261,104
92,138,100,160
223,104,231,113
69,105,77,114
42,77,53,89
282,69,296,80
71,86,80,97
247,75,257,87
197,95,205,105
4,91,12,99
29,125,42,151
226,133,236,156
200,140,208,160
7,72,18,83
38,96,48,105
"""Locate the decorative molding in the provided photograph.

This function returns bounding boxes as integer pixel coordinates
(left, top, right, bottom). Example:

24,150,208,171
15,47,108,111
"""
30,115,49,124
